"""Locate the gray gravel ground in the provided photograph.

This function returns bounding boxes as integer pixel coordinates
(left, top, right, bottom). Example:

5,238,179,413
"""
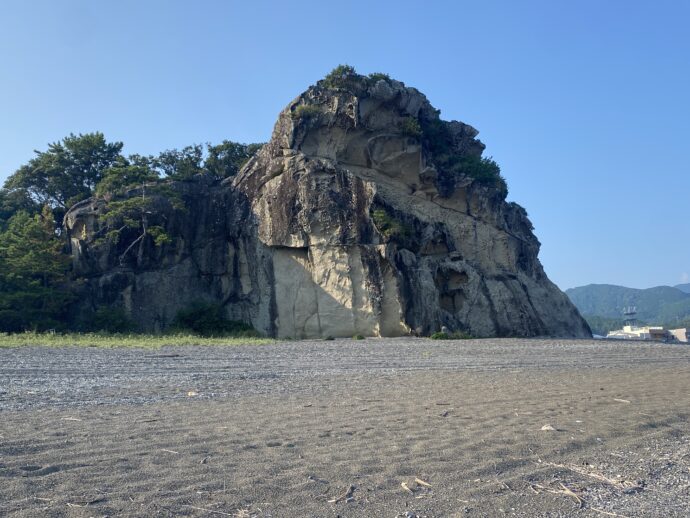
2,338,690,411
1,338,689,517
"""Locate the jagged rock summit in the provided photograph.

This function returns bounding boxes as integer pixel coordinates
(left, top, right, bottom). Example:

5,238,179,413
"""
66,68,591,338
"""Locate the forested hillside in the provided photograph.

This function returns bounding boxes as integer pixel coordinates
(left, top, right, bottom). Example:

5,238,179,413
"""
566,284,690,334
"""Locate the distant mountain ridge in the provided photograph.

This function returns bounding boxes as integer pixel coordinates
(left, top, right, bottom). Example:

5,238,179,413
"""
565,284,690,331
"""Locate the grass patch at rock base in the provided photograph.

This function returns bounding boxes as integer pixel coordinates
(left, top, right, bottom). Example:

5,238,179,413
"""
429,331,473,340
0,332,273,349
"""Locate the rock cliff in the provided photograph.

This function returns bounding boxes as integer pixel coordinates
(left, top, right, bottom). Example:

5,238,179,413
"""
65,70,591,338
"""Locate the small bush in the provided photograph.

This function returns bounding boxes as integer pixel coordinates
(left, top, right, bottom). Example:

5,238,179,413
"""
368,72,390,83
457,156,507,193
292,104,321,120
147,225,172,247
353,334,365,340
430,331,473,340
371,208,413,240
172,302,258,337
91,307,134,333
323,64,357,89
401,117,423,138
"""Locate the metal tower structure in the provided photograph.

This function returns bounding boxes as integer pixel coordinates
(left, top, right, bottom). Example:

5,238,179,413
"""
622,306,638,327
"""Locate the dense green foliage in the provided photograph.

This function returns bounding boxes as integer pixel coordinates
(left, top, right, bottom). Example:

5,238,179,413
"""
323,64,358,89
78,306,136,333
323,66,392,91
206,141,263,179
2,133,261,218
566,284,690,325
0,189,40,231
0,207,72,331
371,207,413,240
172,301,259,337
292,104,322,120
0,132,262,333
368,72,390,82
4,133,123,213
152,145,204,180
95,156,160,197
401,117,423,138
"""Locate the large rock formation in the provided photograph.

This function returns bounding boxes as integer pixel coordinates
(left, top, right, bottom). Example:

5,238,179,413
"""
65,71,591,338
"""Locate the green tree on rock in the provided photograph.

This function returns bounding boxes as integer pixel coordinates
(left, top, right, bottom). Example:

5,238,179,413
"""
0,188,39,230
152,145,204,180
4,132,123,210
95,156,161,198
205,141,263,179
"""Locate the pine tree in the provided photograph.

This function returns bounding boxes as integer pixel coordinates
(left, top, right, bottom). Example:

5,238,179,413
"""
0,206,72,331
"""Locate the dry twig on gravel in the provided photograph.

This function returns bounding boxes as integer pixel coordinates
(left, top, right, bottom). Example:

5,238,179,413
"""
590,507,631,518
328,485,355,503
530,482,583,508
542,461,640,490
415,477,432,487
182,505,234,516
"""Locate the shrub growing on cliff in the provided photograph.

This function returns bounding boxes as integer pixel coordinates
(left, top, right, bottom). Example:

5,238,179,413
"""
371,208,413,240
292,104,321,120
323,64,358,89
401,117,423,138
419,114,508,198
368,72,390,83
430,331,472,340
457,156,507,194
172,302,259,337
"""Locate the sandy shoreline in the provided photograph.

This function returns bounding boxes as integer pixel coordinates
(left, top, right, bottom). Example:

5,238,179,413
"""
1,339,689,517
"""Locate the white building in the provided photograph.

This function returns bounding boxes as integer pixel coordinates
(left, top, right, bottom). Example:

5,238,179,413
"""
669,328,689,343
607,325,668,341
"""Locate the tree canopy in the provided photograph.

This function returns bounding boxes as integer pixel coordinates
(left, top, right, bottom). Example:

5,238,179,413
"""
4,132,123,209
1,133,263,227
0,132,263,332
206,141,262,179
0,207,72,331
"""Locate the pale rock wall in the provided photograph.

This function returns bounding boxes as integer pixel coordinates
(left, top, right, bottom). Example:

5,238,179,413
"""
271,245,407,338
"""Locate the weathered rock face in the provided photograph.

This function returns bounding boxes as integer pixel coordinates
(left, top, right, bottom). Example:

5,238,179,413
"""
65,72,591,338
65,176,274,333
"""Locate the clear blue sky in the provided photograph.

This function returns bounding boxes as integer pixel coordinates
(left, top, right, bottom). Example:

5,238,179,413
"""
1,0,688,290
